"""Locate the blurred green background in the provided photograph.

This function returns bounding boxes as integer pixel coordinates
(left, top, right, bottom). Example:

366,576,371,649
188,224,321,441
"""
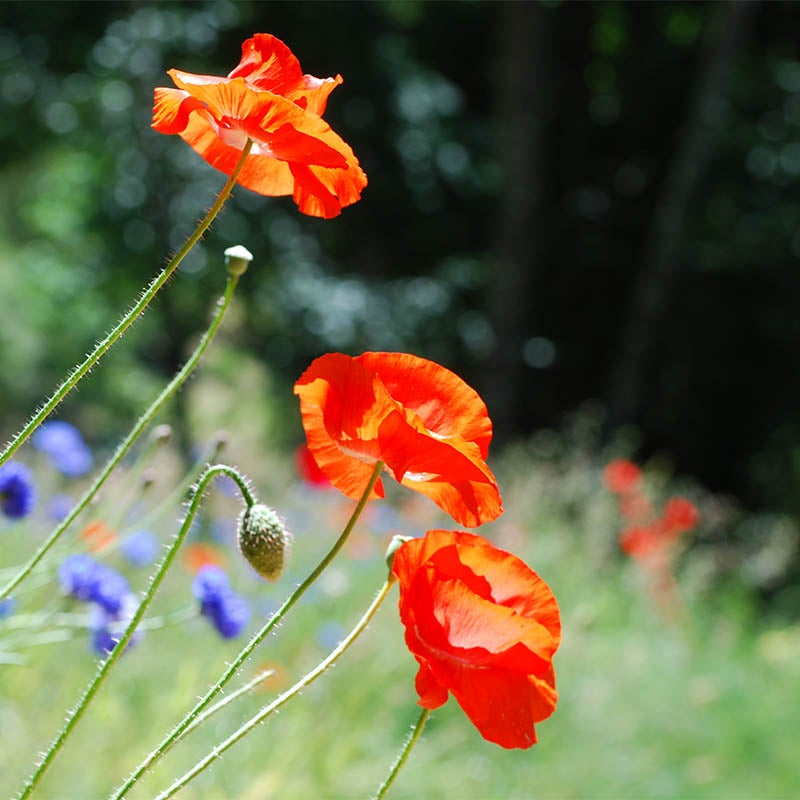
3,1,800,516
1,1,800,797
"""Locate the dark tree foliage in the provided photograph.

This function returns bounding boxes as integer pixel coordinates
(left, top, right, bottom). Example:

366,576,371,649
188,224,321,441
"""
1,0,800,536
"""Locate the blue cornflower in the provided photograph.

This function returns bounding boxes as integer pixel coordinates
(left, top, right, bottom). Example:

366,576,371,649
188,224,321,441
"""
121,530,160,567
90,594,142,658
0,597,16,618
58,554,130,615
192,565,250,639
32,421,93,477
0,462,36,519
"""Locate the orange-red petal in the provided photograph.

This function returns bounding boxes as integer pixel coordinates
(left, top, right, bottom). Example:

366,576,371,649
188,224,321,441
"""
228,33,343,116
294,353,502,526
152,35,367,218
392,530,561,749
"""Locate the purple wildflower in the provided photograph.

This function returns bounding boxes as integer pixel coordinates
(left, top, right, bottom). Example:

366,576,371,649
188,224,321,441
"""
58,554,130,615
32,421,93,477
121,530,160,567
90,594,142,658
192,565,250,639
0,462,36,519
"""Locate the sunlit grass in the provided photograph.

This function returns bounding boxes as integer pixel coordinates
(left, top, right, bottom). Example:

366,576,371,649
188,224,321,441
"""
1,423,798,799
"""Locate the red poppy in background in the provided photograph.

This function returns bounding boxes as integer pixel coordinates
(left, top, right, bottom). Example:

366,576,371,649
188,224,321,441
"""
619,497,699,559
602,459,642,494
183,542,226,573
152,33,367,218
391,529,561,749
662,496,699,533
295,443,332,488
294,352,503,528
79,521,117,553
619,523,663,559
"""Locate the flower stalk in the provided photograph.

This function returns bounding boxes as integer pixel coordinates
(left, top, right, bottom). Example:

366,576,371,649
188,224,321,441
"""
111,459,385,799
372,707,431,800
16,464,254,800
1,269,245,603
0,140,253,471
155,577,395,799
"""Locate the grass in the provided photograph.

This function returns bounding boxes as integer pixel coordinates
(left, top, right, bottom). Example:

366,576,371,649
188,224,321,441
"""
1,421,799,800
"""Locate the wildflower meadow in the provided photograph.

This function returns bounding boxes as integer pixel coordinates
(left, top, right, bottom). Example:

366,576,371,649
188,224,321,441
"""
1,23,799,800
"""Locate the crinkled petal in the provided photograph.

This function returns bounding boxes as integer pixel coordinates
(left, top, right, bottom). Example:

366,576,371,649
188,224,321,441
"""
228,33,343,115
442,661,557,749
413,660,449,709
361,352,494,457
154,75,366,216
294,353,400,500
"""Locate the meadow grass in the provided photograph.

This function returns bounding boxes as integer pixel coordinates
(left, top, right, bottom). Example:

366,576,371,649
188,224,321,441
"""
1,425,798,800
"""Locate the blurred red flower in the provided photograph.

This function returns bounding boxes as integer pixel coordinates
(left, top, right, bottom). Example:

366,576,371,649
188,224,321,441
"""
662,496,699,533
602,459,642,494
620,497,699,559
79,521,117,552
391,529,561,749
183,542,226,573
619,524,662,558
294,352,503,527
152,33,367,218
295,443,332,487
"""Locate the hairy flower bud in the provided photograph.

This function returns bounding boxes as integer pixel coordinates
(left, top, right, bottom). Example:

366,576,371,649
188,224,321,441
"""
237,504,291,581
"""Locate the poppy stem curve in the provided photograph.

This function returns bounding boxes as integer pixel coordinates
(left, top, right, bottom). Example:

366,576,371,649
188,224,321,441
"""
153,578,395,800
372,706,431,800
110,459,385,800
0,271,246,603
0,139,254,470
16,463,254,800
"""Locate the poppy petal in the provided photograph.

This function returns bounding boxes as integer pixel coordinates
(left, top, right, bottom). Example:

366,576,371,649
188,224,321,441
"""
361,352,494,457
392,530,561,749
153,35,366,217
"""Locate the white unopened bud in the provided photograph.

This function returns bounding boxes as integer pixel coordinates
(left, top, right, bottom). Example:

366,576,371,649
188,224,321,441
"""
224,245,253,277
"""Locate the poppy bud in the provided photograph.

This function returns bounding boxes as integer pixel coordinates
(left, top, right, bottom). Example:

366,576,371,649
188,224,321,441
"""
224,245,253,277
237,504,291,581
384,534,413,575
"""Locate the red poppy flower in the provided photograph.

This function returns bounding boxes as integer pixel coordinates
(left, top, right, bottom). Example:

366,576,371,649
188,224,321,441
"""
152,33,367,218
602,459,642,494
619,523,662,558
662,496,699,533
293,352,503,528
391,529,561,749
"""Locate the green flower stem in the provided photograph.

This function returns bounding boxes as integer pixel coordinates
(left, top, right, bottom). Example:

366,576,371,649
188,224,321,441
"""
372,707,431,800
0,270,245,602
0,139,254,470
156,578,395,800
119,435,228,536
111,460,385,800
175,667,276,733
0,272,244,603
16,464,254,800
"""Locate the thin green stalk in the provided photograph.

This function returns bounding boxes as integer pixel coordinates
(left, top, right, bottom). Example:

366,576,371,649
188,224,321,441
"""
156,578,395,800
0,273,242,603
111,460,385,800
176,668,275,734
118,434,228,537
16,464,253,800
0,140,253,469
373,707,431,800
